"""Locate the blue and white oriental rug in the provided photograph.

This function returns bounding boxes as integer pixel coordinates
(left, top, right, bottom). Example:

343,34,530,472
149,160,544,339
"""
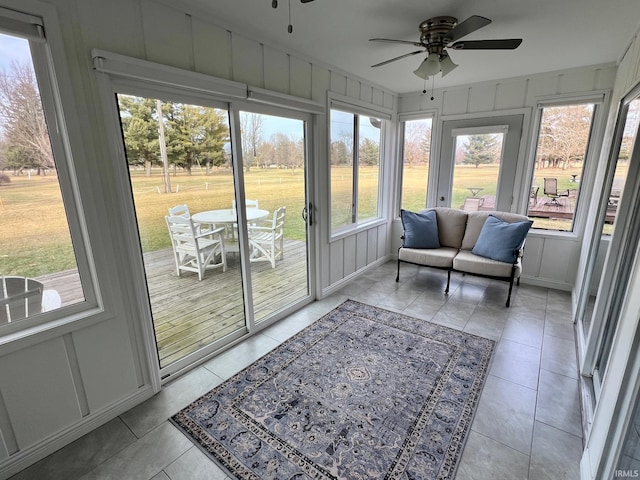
171,299,494,479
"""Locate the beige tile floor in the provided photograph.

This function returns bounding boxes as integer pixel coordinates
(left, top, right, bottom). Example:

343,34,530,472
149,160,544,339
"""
10,261,583,480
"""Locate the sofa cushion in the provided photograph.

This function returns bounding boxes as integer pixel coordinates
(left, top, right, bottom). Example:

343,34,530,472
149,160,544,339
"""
431,208,468,249
471,215,533,263
461,211,532,250
453,250,522,278
399,247,458,268
400,209,440,249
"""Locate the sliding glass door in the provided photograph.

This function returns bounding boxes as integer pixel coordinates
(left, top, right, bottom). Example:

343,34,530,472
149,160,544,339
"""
238,110,311,325
112,92,313,376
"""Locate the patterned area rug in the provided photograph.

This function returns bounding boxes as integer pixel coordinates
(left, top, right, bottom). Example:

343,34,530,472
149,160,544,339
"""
171,300,495,479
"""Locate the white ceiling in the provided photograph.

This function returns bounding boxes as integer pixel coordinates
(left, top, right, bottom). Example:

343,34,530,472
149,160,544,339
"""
180,0,640,95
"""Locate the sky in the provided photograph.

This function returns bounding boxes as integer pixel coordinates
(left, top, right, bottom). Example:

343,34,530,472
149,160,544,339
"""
0,33,31,72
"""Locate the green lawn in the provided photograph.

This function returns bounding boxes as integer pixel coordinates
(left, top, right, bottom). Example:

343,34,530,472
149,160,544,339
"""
1,163,622,277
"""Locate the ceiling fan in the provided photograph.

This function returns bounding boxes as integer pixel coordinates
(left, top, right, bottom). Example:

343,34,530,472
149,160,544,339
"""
370,15,522,79
271,0,315,33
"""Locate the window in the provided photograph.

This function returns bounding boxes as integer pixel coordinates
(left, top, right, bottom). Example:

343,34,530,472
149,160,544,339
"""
330,108,383,232
0,10,89,330
400,118,432,212
451,127,506,212
527,102,597,231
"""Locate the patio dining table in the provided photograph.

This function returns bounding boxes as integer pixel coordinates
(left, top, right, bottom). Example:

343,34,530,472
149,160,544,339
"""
192,208,269,253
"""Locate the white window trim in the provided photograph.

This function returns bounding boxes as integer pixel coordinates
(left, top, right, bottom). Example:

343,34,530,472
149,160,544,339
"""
397,115,436,216
526,91,611,236
327,95,388,239
0,3,100,343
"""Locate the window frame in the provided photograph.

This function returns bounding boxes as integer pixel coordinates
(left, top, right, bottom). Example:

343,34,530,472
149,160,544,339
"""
525,92,610,235
397,114,435,215
0,4,98,340
328,95,389,238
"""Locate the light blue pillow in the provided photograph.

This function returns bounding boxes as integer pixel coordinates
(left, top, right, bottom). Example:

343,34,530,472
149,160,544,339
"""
472,215,533,263
400,209,440,249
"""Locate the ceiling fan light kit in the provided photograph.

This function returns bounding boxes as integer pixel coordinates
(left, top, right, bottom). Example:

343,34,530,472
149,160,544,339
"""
370,15,522,82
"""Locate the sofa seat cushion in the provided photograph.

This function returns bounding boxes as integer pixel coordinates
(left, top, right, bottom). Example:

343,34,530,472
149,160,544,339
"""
453,250,522,278
399,246,459,268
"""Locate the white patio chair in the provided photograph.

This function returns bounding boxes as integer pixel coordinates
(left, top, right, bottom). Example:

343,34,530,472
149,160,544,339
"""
229,199,260,243
0,276,61,323
168,204,212,234
165,215,227,280
248,206,286,268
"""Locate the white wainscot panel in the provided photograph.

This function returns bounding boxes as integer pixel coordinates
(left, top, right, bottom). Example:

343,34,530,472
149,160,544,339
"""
343,235,357,277
290,57,312,100
595,66,617,90
356,231,368,271
442,88,469,115
73,317,141,413
525,75,560,105
263,46,290,94
495,80,527,110
330,72,348,96
383,91,395,111
539,237,580,286
468,84,496,113
77,0,145,58
398,94,422,114
390,219,403,254
0,337,82,450
372,88,384,108
231,34,263,86
521,234,544,278
360,85,373,104
367,227,378,264
558,70,598,94
140,0,192,70
311,65,331,102
346,78,360,99
377,224,387,259
329,240,345,285
191,19,232,79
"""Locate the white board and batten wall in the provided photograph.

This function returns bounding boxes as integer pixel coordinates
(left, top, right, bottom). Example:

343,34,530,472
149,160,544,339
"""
0,0,396,477
393,64,617,291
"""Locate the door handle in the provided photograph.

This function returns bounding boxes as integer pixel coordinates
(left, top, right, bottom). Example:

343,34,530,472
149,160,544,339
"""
301,203,313,226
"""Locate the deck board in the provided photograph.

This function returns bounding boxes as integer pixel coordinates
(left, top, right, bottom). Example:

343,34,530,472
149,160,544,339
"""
36,239,308,367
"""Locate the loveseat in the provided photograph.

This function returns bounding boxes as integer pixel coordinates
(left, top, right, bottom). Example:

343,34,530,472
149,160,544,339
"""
397,207,533,307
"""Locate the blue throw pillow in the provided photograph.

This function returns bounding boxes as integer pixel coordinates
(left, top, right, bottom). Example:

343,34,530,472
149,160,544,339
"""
472,215,533,263
400,209,440,249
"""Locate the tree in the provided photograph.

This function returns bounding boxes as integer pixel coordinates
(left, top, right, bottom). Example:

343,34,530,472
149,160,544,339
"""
164,103,229,175
462,134,498,168
269,133,303,172
403,120,431,168
118,95,160,176
536,104,594,169
0,61,53,175
240,113,264,172
359,138,379,166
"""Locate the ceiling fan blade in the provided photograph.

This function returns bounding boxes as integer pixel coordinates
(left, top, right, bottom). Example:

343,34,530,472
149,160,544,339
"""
371,50,424,68
369,38,424,47
444,15,491,42
300,0,314,3
450,39,523,50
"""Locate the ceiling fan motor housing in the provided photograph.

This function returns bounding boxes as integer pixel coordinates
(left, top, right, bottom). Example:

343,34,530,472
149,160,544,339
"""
419,16,457,55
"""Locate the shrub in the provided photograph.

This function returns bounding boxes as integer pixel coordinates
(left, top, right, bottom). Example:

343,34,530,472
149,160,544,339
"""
0,173,11,185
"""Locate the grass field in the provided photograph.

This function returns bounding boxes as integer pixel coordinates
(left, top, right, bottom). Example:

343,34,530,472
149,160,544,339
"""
1,163,623,277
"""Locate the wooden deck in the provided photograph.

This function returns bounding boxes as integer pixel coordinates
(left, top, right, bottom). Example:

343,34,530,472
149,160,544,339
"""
468,194,577,219
37,239,308,367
